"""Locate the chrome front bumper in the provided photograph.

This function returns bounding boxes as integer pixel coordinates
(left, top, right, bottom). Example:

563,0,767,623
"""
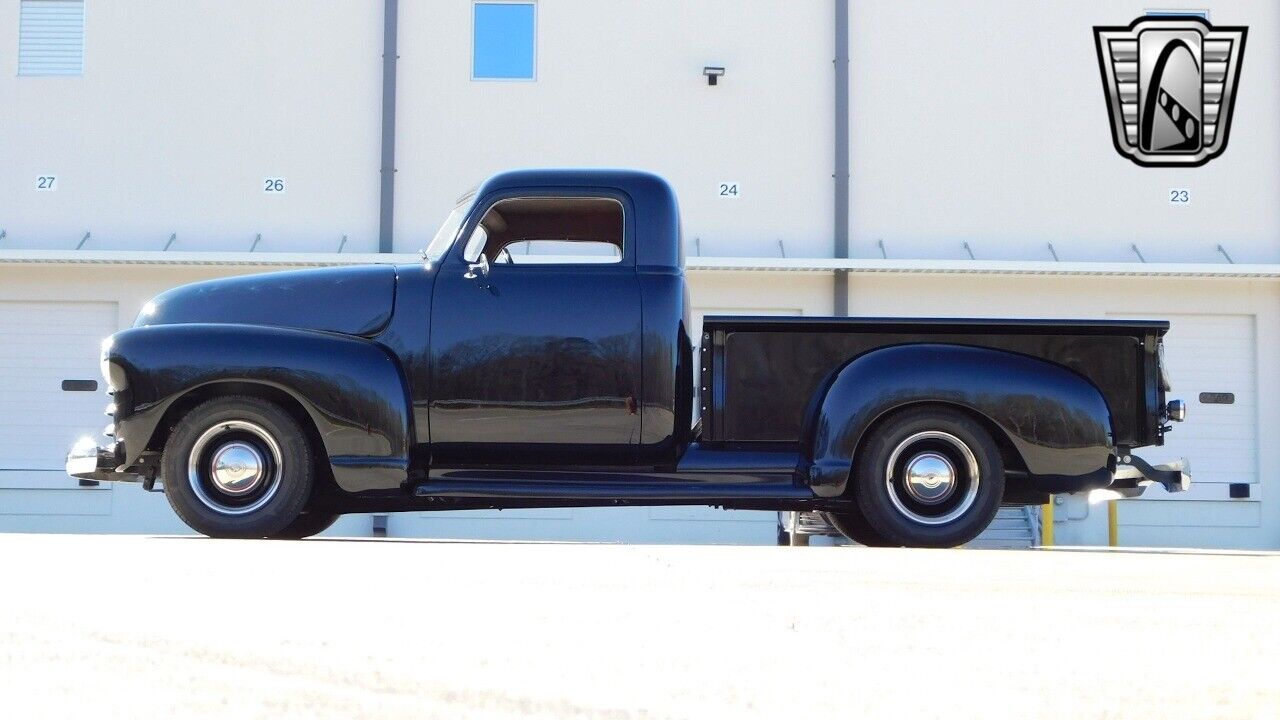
65,438,135,483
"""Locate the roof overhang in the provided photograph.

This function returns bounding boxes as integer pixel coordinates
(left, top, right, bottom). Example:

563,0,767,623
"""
0,249,1278,279
688,257,1280,278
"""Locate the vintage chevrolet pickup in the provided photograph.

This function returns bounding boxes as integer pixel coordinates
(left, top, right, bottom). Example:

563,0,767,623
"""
67,169,1189,546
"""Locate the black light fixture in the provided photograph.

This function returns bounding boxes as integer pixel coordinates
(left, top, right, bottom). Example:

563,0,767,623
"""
703,66,725,85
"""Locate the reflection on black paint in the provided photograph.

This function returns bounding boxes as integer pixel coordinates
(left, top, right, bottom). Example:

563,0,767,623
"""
433,333,638,405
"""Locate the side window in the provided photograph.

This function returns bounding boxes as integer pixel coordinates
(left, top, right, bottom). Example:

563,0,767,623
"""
472,2,536,81
466,197,624,265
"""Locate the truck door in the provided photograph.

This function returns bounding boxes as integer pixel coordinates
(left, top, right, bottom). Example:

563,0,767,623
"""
428,192,643,466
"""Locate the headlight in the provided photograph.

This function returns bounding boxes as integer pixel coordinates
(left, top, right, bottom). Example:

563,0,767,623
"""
99,337,127,392
135,299,159,326
99,337,111,383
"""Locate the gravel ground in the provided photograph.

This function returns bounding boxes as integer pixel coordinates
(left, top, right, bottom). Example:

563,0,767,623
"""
0,534,1276,719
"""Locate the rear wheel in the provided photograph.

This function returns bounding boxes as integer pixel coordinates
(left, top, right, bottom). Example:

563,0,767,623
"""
162,396,314,539
271,510,340,539
849,407,1004,548
822,508,887,547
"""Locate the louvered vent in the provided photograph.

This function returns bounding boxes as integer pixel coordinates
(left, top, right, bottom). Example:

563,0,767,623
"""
19,0,85,76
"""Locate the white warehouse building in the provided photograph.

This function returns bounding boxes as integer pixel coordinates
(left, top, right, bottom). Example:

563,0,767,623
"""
1,0,1277,548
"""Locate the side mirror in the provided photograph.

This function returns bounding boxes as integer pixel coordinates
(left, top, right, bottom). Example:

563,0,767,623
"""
464,253,490,280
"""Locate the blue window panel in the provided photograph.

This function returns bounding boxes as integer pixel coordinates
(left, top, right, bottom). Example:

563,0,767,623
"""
473,2,536,80
19,0,85,76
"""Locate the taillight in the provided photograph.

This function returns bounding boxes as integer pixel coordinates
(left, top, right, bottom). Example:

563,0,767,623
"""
1157,342,1172,392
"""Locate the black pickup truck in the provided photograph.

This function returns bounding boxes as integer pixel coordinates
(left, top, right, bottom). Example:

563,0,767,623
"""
68,169,1188,546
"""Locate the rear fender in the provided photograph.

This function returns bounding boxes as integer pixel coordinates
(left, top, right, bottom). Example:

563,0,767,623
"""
107,324,412,494
805,344,1114,497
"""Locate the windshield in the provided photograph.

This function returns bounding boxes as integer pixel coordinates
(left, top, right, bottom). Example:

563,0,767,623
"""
421,189,477,263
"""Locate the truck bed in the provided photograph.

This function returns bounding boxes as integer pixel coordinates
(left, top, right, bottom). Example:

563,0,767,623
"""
698,317,1169,449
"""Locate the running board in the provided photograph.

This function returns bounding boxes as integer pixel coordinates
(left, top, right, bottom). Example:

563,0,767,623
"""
413,478,812,502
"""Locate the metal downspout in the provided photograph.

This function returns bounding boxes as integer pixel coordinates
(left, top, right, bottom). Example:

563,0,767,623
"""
378,0,400,253
833,0,850,315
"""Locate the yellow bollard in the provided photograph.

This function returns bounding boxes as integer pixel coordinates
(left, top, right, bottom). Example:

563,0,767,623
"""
1108,499,1119,547
1040,497,1054,546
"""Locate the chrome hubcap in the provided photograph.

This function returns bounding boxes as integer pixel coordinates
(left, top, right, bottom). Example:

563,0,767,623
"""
188,420,283,515
885,430,980,526
902,452,956,504
209,442,266,496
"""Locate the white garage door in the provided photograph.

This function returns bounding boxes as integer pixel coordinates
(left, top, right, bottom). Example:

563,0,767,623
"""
1104,313,1261,546
1121,314,1257,497
0,302,118,489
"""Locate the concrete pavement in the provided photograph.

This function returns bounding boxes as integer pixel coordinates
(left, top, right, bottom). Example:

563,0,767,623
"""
0,534,1277,719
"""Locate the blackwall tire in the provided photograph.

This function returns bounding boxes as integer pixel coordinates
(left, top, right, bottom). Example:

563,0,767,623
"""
821,509,887,547
851,407,1004,548
162,396,314,539
271,511,340,540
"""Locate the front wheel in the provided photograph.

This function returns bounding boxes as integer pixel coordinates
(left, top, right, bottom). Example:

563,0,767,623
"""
849,407,1004,548
162,396,315,538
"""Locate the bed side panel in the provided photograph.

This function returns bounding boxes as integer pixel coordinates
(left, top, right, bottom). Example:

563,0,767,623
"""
706,320,1153,446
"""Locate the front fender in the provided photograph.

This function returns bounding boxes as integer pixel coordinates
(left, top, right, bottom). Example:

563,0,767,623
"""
108,323,412,493
806,344,1114,498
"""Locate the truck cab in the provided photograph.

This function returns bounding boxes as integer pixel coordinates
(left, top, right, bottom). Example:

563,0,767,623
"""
419,171,694,468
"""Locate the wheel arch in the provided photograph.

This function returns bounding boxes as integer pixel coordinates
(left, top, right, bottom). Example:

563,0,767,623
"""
108,323,413,494
804,343,1115,498
853,400,1029,482
147,381,338,493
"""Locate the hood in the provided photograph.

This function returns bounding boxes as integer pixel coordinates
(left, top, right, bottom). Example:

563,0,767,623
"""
136,265,396,337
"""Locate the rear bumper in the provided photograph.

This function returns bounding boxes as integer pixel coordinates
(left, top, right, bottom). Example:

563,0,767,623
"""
784,456,1192,537
65,438,139,483
1109,456,1191,498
